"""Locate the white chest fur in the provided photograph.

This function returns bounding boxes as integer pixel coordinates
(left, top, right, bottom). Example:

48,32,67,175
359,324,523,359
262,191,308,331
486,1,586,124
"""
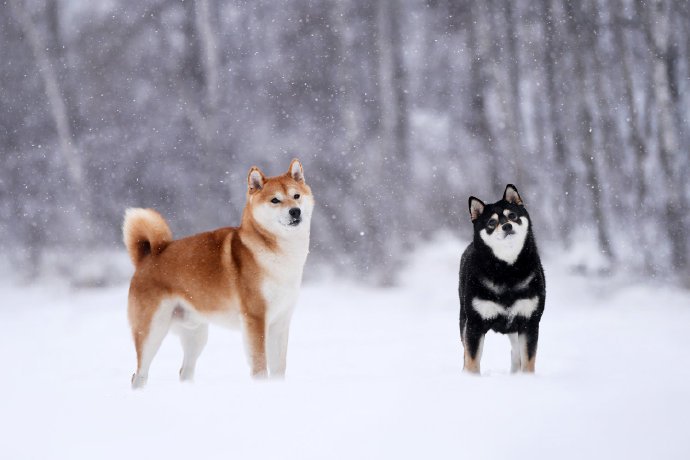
255,236,309,322
472,296,540,321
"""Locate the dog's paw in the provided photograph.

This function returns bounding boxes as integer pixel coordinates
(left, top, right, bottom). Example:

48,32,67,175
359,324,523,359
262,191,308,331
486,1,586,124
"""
179,367,195,382
131,372,147,389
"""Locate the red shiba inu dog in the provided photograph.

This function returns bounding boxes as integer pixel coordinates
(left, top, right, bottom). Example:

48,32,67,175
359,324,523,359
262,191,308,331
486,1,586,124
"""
123,159,314,389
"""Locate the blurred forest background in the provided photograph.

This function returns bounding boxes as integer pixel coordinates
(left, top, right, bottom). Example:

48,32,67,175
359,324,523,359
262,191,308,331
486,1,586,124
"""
1,0,689,284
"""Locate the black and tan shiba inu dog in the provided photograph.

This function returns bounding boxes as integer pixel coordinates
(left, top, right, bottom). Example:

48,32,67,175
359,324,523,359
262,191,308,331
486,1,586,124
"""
459,184,545,374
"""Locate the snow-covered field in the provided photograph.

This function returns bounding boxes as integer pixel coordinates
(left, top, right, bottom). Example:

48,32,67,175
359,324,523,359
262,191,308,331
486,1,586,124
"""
1,236,689,459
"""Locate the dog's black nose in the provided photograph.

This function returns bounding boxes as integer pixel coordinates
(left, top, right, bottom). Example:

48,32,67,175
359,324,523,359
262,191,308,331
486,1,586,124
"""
289,208,301,218
502,223,513,232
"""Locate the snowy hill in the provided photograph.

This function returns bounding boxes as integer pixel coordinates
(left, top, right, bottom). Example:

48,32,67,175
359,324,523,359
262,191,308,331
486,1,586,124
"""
1,236,689,459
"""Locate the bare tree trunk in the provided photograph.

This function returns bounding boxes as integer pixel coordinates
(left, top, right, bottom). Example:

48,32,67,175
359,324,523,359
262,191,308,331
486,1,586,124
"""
45,0,83,138
332,0,361,160
174,0,232,226
565,1,612,260
610,0,656,271
613,3,648,208
374,0,411,284
318,0,362,258
484,0,515,180
466,1,501,190
194,0,220,111
377,0,410,177
179,0,217,143
540,0,575,247
503,0,526,184
639,0,688,271
10,0,83,189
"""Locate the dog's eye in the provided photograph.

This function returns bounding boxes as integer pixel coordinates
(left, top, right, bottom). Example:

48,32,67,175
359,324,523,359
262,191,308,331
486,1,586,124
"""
508,212,517,220
271,198,281,204
487,219,497,229
294,194,300,199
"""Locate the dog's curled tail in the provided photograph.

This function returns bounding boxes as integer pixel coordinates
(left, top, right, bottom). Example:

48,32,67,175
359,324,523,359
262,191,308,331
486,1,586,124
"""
123,208,172,266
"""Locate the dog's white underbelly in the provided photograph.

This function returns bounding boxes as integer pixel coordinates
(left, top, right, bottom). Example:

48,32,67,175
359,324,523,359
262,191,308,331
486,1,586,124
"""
163,296,243,329
472,296,540,321
184,298,243,329
205,309,242,329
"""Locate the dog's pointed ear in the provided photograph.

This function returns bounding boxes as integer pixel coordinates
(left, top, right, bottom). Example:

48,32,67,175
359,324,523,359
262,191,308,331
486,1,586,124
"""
503,184,524,206
469,197,485,222
288,158,304,183
248,167,266,194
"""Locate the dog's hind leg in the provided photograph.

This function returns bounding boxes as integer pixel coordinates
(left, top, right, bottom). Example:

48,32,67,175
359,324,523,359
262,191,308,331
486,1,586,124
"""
509,333,522,373
130,301,174,389
462,325,485,374
177,322,209,382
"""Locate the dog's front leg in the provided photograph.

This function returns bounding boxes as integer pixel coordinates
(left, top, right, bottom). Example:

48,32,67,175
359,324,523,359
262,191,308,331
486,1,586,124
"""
242,311,268,378
508,333,522,373
267,312,292,378
462,326,485,374
518,322,539,373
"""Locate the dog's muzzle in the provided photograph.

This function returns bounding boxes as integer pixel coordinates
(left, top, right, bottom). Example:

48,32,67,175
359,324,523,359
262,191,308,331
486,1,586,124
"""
288,207,301,226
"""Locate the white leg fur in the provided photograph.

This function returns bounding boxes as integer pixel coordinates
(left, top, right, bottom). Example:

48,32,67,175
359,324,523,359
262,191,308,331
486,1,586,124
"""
267,313,292,378
476,335,485,370
131,303,175,389
509,333,521,373
177,324,209,382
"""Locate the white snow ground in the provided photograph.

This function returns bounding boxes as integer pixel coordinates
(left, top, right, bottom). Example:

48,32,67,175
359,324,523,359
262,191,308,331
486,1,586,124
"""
1,236,689,459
